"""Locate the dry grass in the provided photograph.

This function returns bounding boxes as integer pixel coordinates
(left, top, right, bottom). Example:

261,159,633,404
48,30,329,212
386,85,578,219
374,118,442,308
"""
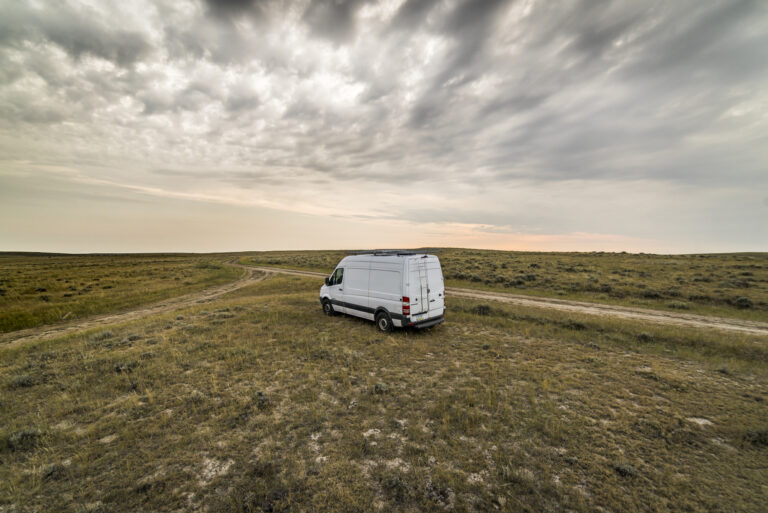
0,253,240,333
1,272,766,512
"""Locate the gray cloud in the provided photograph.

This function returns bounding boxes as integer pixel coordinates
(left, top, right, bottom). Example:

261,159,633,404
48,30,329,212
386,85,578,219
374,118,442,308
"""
623,0,762,80
0,2,151,67
389,0,442,32
302,0,370,44
434,0,509,82
224,82,260,113
404,0,510,129
203,0,270,20
1,0,767,251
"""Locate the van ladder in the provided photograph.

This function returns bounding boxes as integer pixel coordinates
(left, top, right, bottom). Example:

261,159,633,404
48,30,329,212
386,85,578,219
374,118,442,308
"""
416,258,428,314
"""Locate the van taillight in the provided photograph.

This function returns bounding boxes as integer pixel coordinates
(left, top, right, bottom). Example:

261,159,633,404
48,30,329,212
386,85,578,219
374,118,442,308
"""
402,296,410,315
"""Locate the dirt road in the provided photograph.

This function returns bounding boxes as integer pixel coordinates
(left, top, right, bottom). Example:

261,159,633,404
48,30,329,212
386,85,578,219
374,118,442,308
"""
245,266,768,336
0,267,269,348
447,288,768,336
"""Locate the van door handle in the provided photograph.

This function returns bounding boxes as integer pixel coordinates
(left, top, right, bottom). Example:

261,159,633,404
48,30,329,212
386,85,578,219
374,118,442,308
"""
339,288,343,291
430,299,436,302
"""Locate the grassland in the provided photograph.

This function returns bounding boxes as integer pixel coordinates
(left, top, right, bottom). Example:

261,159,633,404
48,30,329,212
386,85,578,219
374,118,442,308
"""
0,253,241,333
2,272,766,512
240,249,768,321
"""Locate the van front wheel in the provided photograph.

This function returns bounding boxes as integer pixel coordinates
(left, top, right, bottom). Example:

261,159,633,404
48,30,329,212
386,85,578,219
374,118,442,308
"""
375,311,393,332
322,300,334,316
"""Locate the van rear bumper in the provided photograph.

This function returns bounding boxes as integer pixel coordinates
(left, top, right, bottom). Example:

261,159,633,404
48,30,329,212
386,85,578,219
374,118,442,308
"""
407,315,444,329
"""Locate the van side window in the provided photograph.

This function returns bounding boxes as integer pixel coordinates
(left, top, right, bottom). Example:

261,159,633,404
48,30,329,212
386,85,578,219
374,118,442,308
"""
331,268,344,286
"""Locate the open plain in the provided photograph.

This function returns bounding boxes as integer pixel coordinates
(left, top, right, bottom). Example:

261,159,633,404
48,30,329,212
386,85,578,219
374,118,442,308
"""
1,250,767,512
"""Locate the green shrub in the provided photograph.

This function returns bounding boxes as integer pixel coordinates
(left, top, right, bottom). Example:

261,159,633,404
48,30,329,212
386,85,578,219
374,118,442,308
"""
254,391,272,411
90,330,114,342
743,430,768,447
5,428,44,452
471,304,492,316
196,262,223,270
613,463,638,477
9,374,35,388
563,319,587,330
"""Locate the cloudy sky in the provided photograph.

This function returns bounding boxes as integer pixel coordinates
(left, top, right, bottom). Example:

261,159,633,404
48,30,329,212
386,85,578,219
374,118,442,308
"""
1,0,766,253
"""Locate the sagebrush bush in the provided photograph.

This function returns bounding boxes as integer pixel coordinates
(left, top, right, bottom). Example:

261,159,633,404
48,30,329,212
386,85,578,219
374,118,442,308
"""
5,428,44,452
9,374,35,388
743,430,768,447
563,319,587,330
90,330,113,342
471,304,492,316
637,332,655,342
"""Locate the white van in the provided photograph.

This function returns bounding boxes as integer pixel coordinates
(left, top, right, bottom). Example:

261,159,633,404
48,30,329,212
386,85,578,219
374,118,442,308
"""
319,251,445,332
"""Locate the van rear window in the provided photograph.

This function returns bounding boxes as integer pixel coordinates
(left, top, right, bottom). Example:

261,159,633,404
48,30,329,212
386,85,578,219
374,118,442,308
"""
428,268,443,287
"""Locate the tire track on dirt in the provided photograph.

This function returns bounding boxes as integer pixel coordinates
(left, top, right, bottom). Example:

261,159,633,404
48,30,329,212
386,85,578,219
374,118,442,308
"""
244,265,768,336
448,289,768,336
0,267,270,348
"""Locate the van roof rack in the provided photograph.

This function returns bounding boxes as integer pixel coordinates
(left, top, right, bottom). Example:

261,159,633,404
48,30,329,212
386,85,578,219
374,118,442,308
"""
349,249,429,256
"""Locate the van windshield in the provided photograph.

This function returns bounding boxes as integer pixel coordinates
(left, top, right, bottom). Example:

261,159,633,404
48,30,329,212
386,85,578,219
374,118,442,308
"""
330,268,344,286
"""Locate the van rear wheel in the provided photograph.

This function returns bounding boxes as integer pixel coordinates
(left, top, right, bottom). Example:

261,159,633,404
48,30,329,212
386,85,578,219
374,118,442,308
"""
375,311,393,332
322,300,334,316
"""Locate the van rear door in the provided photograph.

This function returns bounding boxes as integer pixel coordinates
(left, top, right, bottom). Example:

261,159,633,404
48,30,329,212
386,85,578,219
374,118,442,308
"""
426,258,444,319
408,257,429,316
408,256,444,320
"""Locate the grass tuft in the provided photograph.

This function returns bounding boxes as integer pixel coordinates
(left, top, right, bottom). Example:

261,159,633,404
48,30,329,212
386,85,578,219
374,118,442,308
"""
189,389,206,404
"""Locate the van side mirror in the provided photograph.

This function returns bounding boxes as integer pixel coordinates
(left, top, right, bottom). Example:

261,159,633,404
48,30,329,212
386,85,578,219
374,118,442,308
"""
325,277,330,286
